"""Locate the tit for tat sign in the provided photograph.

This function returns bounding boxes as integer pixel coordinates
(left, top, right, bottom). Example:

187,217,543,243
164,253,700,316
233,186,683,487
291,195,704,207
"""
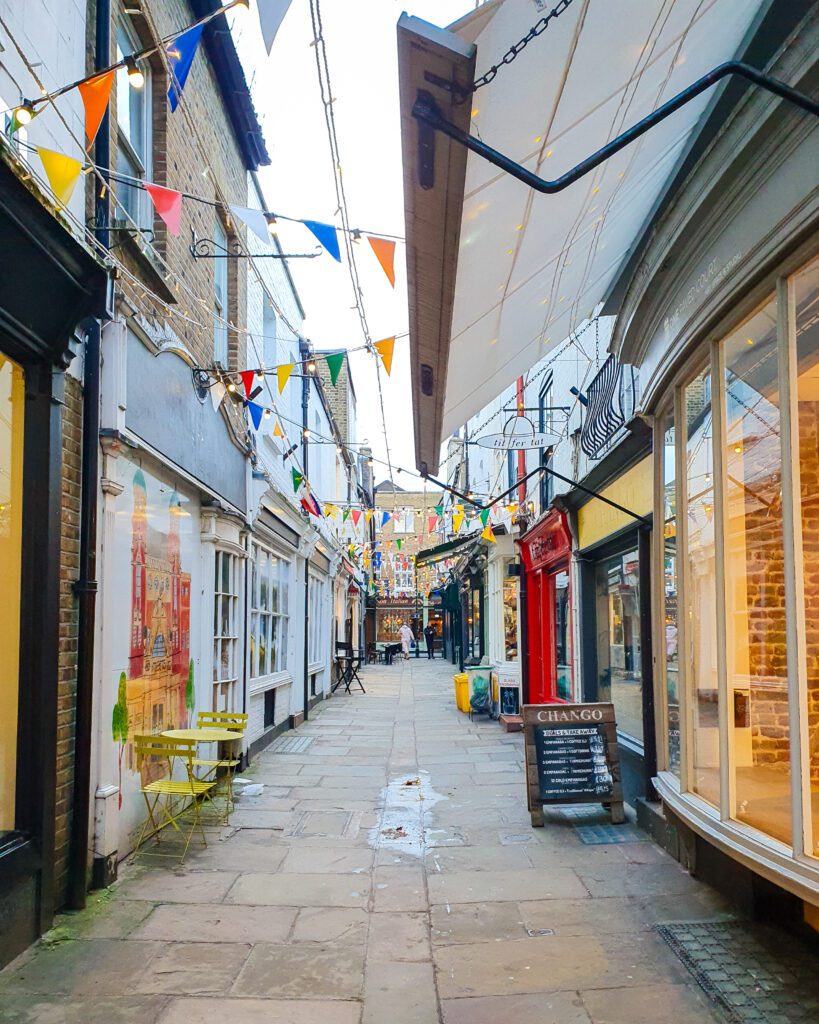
523,703,624,827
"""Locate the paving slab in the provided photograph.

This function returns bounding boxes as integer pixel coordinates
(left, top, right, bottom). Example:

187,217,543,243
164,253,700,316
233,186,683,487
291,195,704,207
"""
133,904,297,943
363,961,438,1024
428,868,588,905
134,941,251,995
290,907,369,944
232,942,366,999
225,872,370,907
441,991,592,1024
367,912,430,961
158,997,362,1024
580,982,719,1023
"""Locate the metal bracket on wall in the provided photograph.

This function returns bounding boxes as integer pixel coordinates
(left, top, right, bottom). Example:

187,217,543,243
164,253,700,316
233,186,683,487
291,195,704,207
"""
413,62,819,194
190,238,322,259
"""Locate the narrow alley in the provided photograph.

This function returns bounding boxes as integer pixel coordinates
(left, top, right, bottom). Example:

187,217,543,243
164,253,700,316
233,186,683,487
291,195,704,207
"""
1,661,739,1023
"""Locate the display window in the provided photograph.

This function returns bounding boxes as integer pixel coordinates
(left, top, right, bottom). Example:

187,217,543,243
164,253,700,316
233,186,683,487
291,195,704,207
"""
503,572,518,661
595,551,642,741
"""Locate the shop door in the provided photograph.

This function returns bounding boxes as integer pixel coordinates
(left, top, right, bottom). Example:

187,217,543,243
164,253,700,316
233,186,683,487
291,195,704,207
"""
527,565,571,704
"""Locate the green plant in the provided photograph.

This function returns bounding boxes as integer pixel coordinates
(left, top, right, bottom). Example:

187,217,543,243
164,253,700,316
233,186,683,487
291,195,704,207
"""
185,659,195,725
111,672,129,809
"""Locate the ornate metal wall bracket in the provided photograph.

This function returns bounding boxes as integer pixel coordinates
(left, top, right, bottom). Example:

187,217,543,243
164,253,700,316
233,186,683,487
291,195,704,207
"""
190,238,321,259
413,62,819,194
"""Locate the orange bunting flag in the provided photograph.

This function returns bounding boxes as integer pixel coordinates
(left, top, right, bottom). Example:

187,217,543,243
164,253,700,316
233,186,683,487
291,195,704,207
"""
145,183,183,236
374,337,395,376
277,363,294,393
367,236,396,287
78,70,115,147
37,148,82,206
272,419,284,439
481,523,496,544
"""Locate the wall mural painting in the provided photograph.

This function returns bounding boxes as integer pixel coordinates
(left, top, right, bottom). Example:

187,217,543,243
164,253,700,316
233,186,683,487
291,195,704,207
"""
112,468,193,790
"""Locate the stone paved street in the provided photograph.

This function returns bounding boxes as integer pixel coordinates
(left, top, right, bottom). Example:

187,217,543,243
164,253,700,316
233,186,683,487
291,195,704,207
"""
0,660,732,1023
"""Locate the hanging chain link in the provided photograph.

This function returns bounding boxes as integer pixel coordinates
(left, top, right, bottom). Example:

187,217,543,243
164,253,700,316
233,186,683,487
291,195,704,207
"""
470,0,576,95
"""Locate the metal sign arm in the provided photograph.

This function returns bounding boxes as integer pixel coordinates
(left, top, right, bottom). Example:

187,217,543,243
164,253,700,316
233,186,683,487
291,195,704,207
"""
413,62,819,195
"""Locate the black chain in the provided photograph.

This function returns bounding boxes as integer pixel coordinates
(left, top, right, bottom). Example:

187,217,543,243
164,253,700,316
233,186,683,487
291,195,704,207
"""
470,0,576,95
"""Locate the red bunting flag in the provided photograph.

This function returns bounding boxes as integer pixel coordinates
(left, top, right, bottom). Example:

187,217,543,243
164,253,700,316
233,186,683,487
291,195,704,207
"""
351,509,362,527
78,70,114,148
240,370,256,396
145,183,183,236
367,236,396,287
427,515,438,534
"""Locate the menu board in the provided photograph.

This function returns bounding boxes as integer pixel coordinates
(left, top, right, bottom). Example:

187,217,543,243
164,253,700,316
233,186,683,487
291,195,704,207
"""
523,703,624,827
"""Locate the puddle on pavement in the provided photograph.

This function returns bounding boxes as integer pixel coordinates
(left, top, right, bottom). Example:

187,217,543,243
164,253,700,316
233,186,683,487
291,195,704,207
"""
370,770,444,858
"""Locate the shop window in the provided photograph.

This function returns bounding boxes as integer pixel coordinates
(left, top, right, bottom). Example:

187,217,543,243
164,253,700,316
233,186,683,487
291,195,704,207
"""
553,570,571,700
308,575,324,666
662,409,681,776
250,543,290,679
723,295,791,844
115,19,152,231
794,256,819,857
684,365,720,806
503,568,518,661
468,586,482,660
0,355,24,835
595,551,642,742
213,550,240,712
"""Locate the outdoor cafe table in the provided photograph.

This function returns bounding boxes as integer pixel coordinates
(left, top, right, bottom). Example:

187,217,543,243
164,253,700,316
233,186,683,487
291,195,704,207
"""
162,728,238,744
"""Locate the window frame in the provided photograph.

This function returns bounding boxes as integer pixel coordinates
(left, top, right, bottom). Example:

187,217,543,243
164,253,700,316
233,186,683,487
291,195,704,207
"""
115,17,153,231
213,549,241,713
249,540,290,681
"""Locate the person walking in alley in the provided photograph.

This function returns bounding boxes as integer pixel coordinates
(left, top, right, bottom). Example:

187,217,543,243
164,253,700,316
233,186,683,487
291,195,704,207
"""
399,621,414,660
423,622,435,659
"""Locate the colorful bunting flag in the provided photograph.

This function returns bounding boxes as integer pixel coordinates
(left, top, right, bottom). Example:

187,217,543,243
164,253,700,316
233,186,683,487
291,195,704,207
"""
396,539,402,551
272,419,284,439
229,204,271,246
145,183,183,236
257,0,294,52
374,337,395,376
78,70,114,147
277,363,294,393
343,509,350,523
479,508,491,527
506,502,518,514
427,515,438,534
325,352,345,386
37,148,82,205
365,509,374,525
246,401,263,430
167,24,205,112
291,468,304,493
209,380,226,412
434,504,444,517
482,523,496,543
240,370,256,396
381,511,390,528
303,220,340,261
452,509,464,533
351,509,362,527
367,236,396,287
301,491,322,517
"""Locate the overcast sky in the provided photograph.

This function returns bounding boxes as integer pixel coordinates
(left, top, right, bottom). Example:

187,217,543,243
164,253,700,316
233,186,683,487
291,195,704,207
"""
230,0,472,490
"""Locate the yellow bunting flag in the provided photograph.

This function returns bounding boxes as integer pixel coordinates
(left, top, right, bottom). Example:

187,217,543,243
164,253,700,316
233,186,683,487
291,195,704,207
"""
506,502,518,514
367,236,396,287
374,337,395,376
78,70,115,147
481,523,496,544
325,503,337,519
37,148,82,205
453,507,464,534
272,419,284,439
277,363,294,393
365,509,374,524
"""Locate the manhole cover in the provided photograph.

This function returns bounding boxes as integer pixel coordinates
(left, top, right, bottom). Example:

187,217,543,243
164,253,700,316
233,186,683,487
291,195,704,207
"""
270,735,314,754
574,823,648,844
657,921,819,1023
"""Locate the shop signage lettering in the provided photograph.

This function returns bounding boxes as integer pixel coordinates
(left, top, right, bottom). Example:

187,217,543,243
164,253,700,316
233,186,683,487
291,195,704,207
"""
475,431,559,451
662,250,742,342
523,703,624,827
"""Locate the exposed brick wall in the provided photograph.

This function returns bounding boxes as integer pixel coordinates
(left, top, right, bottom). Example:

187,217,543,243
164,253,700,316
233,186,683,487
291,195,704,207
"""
54,374,83,904
799,401,819,785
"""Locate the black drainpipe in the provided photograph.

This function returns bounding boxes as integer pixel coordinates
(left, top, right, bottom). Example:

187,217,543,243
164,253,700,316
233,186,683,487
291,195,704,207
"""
67,0,109,909
300,338,310,722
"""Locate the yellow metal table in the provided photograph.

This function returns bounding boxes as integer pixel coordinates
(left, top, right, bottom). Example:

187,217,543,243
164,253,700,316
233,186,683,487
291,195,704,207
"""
162,728,242,820
162,728,238,744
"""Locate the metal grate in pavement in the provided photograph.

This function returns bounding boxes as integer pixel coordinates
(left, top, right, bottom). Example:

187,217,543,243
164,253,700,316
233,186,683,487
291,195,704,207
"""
574,822,648,844
269,735,314,754
657,920,819,1023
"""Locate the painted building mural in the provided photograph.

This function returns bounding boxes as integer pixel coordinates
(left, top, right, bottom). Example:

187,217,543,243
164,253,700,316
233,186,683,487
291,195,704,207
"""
104,459,200,850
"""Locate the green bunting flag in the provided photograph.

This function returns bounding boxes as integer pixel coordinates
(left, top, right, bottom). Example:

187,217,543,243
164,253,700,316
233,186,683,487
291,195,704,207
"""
325,352,345,386
291,468,304,493
479,508,490,527
434,504,443,517
343,509,350,522
396,538,402,550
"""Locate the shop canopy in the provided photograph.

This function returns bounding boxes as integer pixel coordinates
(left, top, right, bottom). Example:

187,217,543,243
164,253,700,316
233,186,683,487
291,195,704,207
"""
398,0,769,473
415,532,482,568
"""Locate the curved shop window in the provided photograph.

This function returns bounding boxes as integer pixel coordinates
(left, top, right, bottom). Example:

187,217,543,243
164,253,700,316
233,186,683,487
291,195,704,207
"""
655,254,819,867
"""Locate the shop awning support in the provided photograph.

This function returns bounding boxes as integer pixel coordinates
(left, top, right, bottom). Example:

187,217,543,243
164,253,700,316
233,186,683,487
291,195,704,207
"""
422,463,650,528
413,62,819,195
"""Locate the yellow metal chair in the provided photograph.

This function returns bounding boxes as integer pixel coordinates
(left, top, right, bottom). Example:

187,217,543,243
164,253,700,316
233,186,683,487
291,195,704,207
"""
193,711,247,818
133,736,216,863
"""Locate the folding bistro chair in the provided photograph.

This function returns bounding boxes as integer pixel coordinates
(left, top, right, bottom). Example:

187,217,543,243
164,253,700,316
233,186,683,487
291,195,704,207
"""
133,735,216,863
193,711,247,818
333,641,366,694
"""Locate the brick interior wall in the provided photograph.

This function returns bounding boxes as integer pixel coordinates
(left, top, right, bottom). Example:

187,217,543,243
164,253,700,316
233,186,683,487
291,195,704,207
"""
54,374,83,904
799,401,819,785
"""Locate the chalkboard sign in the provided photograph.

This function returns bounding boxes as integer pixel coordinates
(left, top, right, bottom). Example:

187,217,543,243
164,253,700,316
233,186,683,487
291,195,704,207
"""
499,686,520,716
523,703,624,827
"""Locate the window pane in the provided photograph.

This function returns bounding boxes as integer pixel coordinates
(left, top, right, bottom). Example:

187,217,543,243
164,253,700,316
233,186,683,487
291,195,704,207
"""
685,366,720,806
503,574,518,661
596,552,642,741
723,297,790,843
270,555,279,612
270,615,278,673
794,257,819,857
116,27,147,162
553,570,571,700
662,410,681,777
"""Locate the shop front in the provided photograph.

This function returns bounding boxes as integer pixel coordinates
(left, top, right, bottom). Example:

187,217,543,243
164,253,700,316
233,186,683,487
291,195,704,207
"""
518,509,573,704
486,531,521,716
574,456,656,806
610,15,819,918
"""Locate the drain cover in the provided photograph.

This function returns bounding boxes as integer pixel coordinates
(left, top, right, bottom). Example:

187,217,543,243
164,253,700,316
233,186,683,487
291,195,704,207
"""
270,735,314,754
575,823,648,844
657,921,819,1023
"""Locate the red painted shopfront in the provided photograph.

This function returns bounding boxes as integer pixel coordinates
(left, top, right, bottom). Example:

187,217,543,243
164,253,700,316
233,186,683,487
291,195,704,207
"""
518,510,573,704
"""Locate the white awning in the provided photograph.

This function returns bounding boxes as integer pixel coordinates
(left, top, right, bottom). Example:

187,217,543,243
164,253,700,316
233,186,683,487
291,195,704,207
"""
399,0,768,472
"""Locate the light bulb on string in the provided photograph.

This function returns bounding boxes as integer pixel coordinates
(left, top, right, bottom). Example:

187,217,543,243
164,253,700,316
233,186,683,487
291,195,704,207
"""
307,360,317,373
226,381,236,393
125,56,145,89
263,409,271,420
14,102,35,126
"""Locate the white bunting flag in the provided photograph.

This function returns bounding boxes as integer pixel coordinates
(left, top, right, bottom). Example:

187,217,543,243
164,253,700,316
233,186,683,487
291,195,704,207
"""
210,380,226,412
229,204,271,246
257,0,293,54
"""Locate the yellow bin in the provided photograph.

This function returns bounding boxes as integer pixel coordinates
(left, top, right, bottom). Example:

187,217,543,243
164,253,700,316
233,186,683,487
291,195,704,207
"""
453,673,470,713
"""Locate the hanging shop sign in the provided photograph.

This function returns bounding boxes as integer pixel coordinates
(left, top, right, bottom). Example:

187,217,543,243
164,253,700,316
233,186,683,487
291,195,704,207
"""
475,414,559,451
523,703,624,827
